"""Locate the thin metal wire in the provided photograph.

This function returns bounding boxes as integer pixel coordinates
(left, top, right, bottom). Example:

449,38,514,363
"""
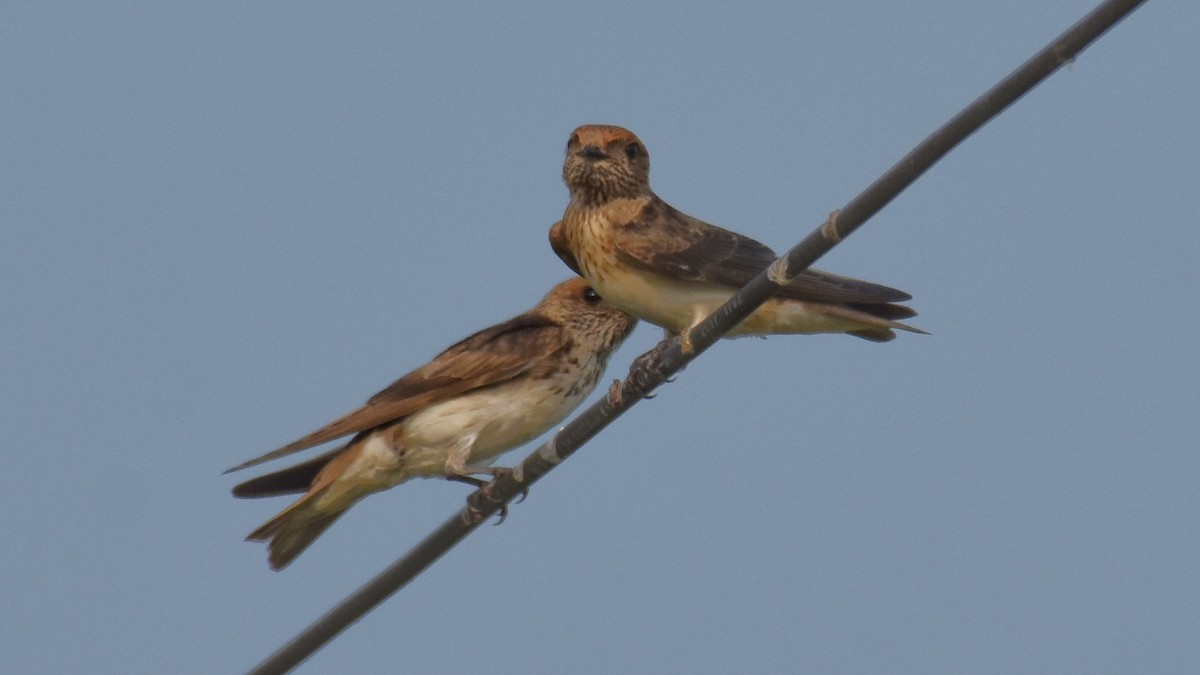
246,1,1149,671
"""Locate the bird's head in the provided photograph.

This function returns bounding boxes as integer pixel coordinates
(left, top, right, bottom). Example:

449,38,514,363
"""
562,125,651,204
540,277,637,354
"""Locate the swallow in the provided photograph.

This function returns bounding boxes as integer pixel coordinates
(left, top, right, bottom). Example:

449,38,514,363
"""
551,124,925,351
226,278,636,570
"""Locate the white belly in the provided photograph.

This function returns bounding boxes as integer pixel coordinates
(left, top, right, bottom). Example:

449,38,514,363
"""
591,264,734,335
591,265,861,338
397,372,593,476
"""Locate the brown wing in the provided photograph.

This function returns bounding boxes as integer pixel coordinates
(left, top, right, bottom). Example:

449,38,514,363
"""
613,197,911,304
549,220,582,276
224,313,564,473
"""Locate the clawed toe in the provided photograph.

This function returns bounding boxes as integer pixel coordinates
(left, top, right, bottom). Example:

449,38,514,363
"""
466,490,509,524
455,467,522,525
626,338,677,394
629,340,668,374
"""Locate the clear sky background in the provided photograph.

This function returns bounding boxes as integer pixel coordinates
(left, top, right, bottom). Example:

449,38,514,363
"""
3,2,1197,673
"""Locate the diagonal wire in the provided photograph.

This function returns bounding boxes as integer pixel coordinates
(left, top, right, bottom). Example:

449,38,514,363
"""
246,1,1149,672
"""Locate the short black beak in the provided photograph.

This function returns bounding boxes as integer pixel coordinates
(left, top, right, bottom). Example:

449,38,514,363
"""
579,145,607,160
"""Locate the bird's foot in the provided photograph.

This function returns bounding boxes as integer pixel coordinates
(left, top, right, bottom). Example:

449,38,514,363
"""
629,338,668,375
454,467,526,525
606,378,625,407
626,336,686,395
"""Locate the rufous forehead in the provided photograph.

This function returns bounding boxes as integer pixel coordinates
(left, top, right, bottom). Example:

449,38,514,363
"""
571,124,641,146
544,276,589,301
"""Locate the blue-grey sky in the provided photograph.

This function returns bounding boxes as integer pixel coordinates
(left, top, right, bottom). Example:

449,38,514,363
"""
3,2,1197,673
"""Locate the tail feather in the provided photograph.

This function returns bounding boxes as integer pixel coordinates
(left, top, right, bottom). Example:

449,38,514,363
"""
845,322,928,342
232,447,344,499
846,327,892,342
246,494,350,571
845,319,928,342
845,301,918,322
234,448,350,570
818,302,927,342
240,441,401,570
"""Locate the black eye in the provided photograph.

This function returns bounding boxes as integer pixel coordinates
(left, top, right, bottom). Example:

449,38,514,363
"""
624,143,640,159
567,133,579,150
582,287,601,304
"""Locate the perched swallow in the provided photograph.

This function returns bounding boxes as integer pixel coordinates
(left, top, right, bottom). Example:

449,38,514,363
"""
551,125,925,349
226,278,636,570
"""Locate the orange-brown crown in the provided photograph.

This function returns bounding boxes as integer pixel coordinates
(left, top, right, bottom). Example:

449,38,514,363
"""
562,124,651,203
570,125,642,148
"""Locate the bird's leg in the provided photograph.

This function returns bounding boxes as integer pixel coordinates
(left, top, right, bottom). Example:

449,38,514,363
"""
445,436,512,524
446,474,486,488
